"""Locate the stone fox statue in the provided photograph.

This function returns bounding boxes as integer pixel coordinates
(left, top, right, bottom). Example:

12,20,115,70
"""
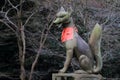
53,7,102,74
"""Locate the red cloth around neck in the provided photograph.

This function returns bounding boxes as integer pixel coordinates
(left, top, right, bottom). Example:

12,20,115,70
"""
61,27,78,42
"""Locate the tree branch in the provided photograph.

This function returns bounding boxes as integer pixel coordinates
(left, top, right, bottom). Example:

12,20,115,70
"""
23,11,36,26
29,16,56,80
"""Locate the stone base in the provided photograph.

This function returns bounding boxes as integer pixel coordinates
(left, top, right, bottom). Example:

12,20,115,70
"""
52,73,103,80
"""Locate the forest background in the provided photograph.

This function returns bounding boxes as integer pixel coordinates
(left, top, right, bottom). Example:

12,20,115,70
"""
0,0,120,80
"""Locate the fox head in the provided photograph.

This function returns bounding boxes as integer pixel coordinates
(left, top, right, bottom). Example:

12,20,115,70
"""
53,7,72,24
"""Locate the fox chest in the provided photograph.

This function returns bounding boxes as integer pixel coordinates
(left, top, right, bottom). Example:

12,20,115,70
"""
61,27,78,42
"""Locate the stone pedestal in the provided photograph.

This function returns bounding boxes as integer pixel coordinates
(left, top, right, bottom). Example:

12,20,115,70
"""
52,73,103,80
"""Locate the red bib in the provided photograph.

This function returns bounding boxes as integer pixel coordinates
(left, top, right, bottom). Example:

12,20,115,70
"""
61,27,78,42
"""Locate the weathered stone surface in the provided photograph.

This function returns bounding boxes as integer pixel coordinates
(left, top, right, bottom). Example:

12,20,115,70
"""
52,73,103,80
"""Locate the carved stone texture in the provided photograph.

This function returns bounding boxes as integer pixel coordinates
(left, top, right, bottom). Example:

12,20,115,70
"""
52,73,103,80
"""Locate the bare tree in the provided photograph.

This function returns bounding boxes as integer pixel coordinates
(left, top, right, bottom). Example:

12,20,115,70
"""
0,0,36,80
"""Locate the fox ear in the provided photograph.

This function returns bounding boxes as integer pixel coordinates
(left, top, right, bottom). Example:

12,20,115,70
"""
67,6,73,14
60,6,66,12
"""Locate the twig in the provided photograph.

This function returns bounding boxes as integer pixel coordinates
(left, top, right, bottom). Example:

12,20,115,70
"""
8,0,17,9
1,0,7,11
4,8,18,28
23,11,36,26
0,19,16,33
29,16,56,80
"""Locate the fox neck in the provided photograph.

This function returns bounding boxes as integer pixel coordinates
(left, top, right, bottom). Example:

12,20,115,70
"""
62,17,75,28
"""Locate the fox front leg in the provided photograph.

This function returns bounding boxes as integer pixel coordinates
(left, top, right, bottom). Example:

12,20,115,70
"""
59,48,73,73
59,40,75,73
